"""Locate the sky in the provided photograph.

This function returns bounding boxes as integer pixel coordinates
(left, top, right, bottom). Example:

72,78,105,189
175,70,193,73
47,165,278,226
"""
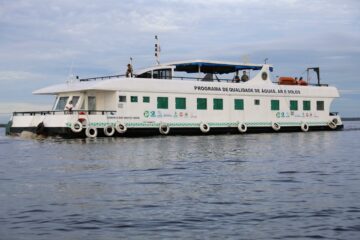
0,0,359,122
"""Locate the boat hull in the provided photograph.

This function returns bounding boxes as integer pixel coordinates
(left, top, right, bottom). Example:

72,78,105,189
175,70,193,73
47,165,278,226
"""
7,124,344,138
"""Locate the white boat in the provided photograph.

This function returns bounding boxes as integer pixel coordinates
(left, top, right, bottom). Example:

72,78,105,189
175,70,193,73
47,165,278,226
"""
6,59,343,138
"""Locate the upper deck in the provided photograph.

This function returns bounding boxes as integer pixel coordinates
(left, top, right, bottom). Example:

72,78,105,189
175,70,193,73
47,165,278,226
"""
33,60,335,98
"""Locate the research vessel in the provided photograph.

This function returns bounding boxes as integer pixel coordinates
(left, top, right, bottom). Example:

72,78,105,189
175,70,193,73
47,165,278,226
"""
6,57,343,138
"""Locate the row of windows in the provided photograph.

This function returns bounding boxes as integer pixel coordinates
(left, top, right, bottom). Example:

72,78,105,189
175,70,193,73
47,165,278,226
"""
119,95,324,111
270,100,323,111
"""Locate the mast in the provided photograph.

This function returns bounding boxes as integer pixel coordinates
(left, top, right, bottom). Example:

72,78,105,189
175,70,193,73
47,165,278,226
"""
155,35,161,65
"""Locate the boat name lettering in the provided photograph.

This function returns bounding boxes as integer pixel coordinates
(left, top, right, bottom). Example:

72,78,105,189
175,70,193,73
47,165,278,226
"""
194,86,301,94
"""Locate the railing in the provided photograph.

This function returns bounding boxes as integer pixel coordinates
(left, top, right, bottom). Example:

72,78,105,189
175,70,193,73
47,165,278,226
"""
80,75,126,82
79,74,329,87
13,110,116,116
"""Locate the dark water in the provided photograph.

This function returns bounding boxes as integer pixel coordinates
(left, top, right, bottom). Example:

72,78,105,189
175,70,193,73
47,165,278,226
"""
1,123,360,240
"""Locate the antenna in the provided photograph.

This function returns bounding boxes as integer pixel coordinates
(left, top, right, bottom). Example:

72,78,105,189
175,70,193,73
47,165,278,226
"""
67,59,76,83
155,35,160,65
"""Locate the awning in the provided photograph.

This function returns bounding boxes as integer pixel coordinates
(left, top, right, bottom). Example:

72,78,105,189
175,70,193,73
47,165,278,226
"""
170,60,273,74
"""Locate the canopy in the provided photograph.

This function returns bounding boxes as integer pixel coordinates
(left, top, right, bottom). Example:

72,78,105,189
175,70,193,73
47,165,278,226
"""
168,60,273,74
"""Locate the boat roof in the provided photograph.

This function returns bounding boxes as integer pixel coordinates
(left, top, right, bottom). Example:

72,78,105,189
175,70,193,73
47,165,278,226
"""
167,59,273,74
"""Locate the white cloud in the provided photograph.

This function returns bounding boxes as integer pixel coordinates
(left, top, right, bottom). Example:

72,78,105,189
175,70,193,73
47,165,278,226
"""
0,102,52,114
0,71,46,82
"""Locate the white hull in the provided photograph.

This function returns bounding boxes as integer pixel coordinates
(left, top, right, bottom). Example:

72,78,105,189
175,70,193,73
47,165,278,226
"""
7,62,343,137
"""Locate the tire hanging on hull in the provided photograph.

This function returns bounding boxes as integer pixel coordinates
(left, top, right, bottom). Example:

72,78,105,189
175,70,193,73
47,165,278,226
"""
86,126,98,138
115,122,127,134
301,122,309,132
104,125,115,136
238,122,247,133
159,123,170,135
200,123,210,133
272,122,281,131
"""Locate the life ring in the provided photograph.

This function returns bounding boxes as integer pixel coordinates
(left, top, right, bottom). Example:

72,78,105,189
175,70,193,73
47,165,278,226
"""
115,122,127,134
328,120,337,130
78,112,86,121
85,126,98,138
159,123,170,135
200,123,210,133
272,122,281,131
238,122,247,133
103,125,115,136
71,121,83,133
301,122,309,132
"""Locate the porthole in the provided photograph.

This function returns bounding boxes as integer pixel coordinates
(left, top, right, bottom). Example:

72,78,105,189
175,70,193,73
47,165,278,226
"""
261,72,268,80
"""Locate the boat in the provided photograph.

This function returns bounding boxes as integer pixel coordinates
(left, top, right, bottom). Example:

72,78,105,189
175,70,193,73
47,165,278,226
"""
6,47,343,138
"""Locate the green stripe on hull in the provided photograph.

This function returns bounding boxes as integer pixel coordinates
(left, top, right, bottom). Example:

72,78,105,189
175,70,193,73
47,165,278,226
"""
66,121,330,128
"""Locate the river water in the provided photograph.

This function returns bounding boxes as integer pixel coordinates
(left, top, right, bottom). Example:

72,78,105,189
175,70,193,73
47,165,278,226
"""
1,122,360,239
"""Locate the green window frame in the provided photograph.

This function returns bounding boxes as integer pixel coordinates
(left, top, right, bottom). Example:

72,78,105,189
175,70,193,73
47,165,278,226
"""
143,96,150,103
175,97,186,110
290,100,298,111
131,96,138,103
157,97,168,109
303,100,311,111
254,99,260,105
271,100,280,111
197,98,207,110
213,98,223,110
234,99,244,110
317,101,324,111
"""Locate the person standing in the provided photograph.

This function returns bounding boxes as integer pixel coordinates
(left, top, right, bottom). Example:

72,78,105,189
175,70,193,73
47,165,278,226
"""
241,71,249,82
65,100,74,113
126,64,133,77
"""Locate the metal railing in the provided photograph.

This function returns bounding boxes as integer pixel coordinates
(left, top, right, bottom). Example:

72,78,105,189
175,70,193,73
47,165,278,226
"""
79,74,330,87
80,75,126,82
13,110,116,116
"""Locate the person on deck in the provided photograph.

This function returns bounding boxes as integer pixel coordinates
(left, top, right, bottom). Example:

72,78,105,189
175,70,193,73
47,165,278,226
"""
232,75,240,83
65,101,74,113
241,71,249,82
126,64,133,77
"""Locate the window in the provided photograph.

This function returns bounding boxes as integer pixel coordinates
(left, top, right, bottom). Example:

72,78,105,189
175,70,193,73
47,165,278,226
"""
71,96,80,108
317,101,324,111
176,97,186,110
88,96,96,110
131,96,138,102
234,99,244,110
119,95,126,102
152,69,172,79
303,100,311,111
55,96,69,110
143,96,150,103
197,98,207,110
290,100,298,111
271,100,280,111
213,98,223,110
137,71,152,79
254,99,260,105
157,97,168,109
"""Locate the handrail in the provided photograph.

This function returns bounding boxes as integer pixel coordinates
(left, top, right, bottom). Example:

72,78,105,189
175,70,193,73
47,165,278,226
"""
13,110,116,116
80,75,126,81
80,74,329,87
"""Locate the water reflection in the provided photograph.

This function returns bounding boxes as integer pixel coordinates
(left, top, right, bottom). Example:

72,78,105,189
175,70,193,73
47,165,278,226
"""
0,124,360,239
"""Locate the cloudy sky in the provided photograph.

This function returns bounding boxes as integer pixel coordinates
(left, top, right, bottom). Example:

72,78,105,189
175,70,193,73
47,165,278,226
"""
0,0,359,122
